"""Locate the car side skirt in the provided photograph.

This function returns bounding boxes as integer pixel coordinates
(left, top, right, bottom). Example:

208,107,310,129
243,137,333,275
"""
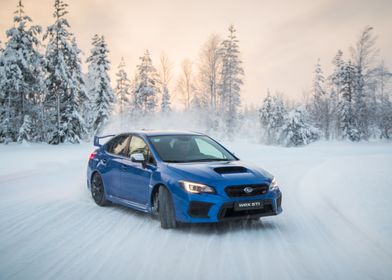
107,195,150,213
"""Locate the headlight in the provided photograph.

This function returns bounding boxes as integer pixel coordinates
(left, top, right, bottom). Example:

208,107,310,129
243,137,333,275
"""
179,181,215,194
269,177,279,190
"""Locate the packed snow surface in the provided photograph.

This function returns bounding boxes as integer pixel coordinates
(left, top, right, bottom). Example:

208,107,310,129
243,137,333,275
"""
0,141,391,279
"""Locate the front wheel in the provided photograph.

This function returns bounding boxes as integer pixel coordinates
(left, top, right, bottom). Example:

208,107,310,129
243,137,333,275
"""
158,186,177,229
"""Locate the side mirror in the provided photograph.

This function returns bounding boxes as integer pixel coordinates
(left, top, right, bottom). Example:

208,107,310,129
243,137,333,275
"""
131,153,145,163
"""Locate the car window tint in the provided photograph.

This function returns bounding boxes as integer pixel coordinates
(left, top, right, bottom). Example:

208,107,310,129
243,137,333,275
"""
146,150,155,165
129,136,155,165
106,137,117,153
148,135,236,162
195,138,225,158
106,135,129,156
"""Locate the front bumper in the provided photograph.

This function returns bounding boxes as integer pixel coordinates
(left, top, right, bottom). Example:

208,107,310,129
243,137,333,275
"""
173,189,283,223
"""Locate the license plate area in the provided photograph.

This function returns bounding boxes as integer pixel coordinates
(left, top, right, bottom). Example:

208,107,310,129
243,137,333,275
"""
234,200,264,211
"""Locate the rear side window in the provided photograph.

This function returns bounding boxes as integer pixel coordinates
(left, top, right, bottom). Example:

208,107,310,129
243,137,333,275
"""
106,135,129,156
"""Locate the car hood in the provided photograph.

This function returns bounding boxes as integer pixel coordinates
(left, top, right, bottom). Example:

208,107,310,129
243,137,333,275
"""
165,160,273,186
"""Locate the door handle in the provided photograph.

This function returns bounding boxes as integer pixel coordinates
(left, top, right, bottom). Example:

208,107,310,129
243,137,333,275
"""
121,164,127,170
101,159,107,165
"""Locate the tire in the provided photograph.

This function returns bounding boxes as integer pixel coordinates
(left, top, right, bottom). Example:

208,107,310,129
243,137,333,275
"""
158,186,177,229
151,190,159,216
91,173,110,206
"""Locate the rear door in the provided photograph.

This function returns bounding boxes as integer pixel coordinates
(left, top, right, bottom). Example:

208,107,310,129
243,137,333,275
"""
102,135,130,198
120,135,155,205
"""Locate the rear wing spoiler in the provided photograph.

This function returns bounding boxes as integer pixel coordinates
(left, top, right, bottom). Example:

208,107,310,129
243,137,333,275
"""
93,134,115,147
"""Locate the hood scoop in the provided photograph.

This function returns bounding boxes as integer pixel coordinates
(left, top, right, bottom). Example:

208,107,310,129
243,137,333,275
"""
214,166,248,174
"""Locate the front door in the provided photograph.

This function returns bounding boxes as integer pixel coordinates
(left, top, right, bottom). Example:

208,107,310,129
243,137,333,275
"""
120,136,155,205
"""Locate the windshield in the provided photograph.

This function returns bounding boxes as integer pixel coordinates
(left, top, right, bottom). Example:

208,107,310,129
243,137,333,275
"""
148,135,237,163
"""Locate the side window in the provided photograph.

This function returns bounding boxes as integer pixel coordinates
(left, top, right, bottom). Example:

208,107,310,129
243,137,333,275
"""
128,136,155,165
106,135,129,156
195,138,225,158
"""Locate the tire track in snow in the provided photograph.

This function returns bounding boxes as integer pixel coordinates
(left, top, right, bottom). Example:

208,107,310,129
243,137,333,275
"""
297,157,392,279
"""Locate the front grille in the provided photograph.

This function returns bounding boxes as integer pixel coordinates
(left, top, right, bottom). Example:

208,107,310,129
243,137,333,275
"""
218,200,274,220
225,184,269,197
188,201,214,218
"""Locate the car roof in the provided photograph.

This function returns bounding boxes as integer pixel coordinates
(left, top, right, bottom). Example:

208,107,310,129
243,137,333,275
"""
122,130,205,137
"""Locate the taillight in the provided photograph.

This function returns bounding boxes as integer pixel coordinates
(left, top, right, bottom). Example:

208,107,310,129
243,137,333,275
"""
89,151,96,160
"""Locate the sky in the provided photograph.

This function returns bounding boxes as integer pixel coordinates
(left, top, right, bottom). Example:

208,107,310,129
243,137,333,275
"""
0,0,391,107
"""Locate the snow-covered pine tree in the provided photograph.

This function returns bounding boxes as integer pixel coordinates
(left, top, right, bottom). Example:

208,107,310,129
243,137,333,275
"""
218,25,244,140
114,57,131,129
327,87,340,140
259,92,275,143
17,115,33,142
161,87,171,114
350,26,378,140
134,50,159,115
0,41,5,143
330,50,345,101
0,41,3,72
44,0,87,143
0,1,46,143
375,61,392,139
86,35,115,134
352,63,369,140
281,107,320,147
128,72,138,118
259,91,287,144
83,71,95,135
329,50,345,139
378,94,392,139
310,59,330,139
338,61,360,141
63,38,88,143
159,54,172,114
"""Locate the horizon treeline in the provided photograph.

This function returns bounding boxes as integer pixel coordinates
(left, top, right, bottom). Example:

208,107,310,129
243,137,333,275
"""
0,0,391,146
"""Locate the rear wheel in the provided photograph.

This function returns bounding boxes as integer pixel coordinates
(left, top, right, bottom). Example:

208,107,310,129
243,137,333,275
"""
91,173,110,206
158,186,177,229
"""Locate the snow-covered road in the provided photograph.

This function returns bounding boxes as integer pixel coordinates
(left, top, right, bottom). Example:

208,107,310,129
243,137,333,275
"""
0,142,391,280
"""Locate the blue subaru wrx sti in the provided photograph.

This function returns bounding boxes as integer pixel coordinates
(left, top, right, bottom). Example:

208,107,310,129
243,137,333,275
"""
87,131,282,228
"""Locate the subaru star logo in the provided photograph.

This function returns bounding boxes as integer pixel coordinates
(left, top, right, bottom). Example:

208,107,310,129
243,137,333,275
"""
244,187,253,193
